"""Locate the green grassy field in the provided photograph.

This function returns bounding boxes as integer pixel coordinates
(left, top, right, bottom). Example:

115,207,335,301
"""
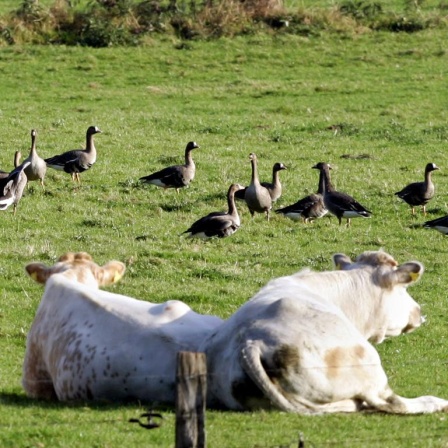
1,24,448,447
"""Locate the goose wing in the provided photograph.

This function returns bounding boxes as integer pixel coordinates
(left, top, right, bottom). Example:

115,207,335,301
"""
45,150,82,168
140,165,189,188
276,193,324,217
184,212,238,238
327,191,371,217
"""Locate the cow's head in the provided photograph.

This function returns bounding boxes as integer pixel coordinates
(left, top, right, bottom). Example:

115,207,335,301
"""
333,250,423,343
25,252,126,288
333,250,398,270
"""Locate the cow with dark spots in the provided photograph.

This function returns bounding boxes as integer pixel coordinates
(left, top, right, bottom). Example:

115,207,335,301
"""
23,252,222,403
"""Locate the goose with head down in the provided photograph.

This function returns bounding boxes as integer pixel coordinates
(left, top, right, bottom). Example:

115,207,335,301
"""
276,163,327,223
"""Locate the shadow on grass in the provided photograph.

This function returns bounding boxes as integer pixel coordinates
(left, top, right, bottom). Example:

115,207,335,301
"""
159,191,225,213
0,391,172,412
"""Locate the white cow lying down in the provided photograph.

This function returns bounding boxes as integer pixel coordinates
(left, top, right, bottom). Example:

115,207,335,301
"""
22,252,223,403
202,250,448,414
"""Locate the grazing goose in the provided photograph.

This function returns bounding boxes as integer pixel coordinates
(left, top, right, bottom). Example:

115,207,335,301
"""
0,161,30,214
275,163,327,223
23,129,46,188
395,162,440,215
0,151,22,180
235,162,287,202
244,153,273,220
423,215,448,235
182,183,244,239
45,125,101,183
313,162,372,227
140,141,199,193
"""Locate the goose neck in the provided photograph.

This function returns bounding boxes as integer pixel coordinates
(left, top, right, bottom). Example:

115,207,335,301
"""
228,188,239,217
185,148,194,166
86,133,96,153
30,134,37,157
272,168,281,187
321,168,334,193
250,158,260,185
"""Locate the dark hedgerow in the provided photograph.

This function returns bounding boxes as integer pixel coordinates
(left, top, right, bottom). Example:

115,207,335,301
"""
1,0,447,46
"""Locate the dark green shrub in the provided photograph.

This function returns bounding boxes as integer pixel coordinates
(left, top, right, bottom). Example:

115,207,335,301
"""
338,0,383,20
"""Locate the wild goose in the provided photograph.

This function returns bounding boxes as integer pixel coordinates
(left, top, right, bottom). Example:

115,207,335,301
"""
235,162,287,202
45,125,101,183
313,162,372,227
423,215,448,235
140,141,199,193
182,183,244,239
275,163,327,223
23,129,46,188
395,162,440,215
244,153,273,220
0,161,30,215
0,151,22,180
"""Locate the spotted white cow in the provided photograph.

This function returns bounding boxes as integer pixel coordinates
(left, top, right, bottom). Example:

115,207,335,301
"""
23,252,223,403
201,250,448,414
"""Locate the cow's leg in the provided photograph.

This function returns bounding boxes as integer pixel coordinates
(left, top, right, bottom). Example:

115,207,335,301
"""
22,343,57,400
364,386,448,414
312,399,365,414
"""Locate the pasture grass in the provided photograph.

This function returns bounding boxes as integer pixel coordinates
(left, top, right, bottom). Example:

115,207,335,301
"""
1,29,448,446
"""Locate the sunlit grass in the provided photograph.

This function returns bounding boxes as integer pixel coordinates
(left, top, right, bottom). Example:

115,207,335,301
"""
0,28,448,447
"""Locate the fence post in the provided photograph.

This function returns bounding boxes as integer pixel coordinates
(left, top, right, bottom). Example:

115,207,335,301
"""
175,351,207,448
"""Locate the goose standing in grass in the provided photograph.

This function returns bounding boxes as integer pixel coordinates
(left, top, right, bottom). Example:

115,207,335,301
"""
22,129,46,188
244,153,272,220
313,162,372,227
140,141,199,193
45,125,101,183
395,162,440,215
182,183,244,239
0,161,30,215
423,215,448,235
275,163,327,223
235,162,287,202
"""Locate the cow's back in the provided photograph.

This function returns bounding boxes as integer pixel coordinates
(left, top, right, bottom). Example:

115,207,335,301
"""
23,275,223,403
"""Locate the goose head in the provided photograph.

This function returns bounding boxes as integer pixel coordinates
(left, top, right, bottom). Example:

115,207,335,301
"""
425,162,440,173
87,126,102,135
274,162,287,172
312,162,332,172
186,141,199,151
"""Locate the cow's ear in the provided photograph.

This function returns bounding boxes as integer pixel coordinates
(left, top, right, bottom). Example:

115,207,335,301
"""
385,262,424,286
25,263,51,284
97,261,126,286
333,253,352,270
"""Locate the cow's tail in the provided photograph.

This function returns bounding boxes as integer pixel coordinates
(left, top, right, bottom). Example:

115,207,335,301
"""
240,342,313,414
